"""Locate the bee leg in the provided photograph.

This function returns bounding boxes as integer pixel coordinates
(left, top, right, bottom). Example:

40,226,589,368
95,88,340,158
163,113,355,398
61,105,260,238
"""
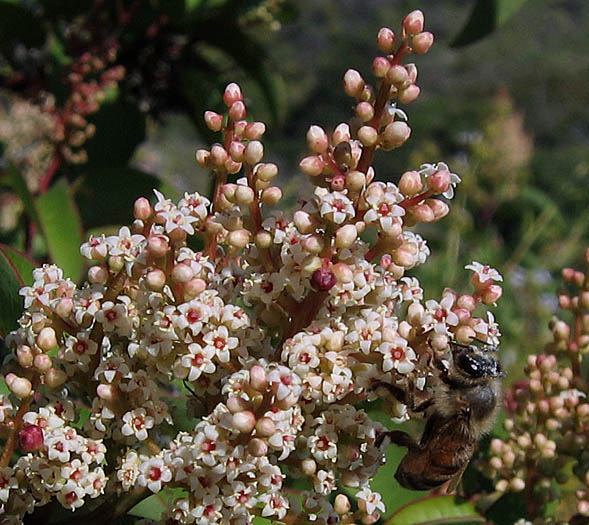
375,430,420,451
372,382,433,413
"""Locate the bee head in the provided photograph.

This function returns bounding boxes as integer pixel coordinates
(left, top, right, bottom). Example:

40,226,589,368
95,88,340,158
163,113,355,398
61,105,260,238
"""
452,343,503,379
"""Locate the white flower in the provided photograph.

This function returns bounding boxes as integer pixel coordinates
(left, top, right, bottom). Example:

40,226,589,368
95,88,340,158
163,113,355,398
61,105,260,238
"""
0,467,17,503
121,408,154,441
420,161,461,199
203,325,239,363
356,487,385,515
319,191,355,224
364,182,405,231
106,226,145,257
465,261,503,283
57,480,86,510
180,343,216,381
138,457,172,493
378,337,417,374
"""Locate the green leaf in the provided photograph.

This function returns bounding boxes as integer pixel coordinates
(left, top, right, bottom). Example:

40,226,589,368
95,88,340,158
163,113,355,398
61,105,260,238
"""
35,179,84,282
0,244,36,336
451,0,530,48
129,488,185,519
385,495,484,525
74,166,166,230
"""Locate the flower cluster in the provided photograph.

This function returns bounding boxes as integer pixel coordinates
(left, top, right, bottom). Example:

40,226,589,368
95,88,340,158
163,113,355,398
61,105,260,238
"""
481,250,589,523
1,11,502,524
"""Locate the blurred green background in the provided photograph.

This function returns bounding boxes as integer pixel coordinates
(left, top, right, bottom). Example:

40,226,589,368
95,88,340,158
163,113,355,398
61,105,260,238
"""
1,0,588,523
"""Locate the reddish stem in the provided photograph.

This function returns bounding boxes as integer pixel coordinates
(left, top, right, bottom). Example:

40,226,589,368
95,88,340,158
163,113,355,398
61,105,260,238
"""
39,154,62,194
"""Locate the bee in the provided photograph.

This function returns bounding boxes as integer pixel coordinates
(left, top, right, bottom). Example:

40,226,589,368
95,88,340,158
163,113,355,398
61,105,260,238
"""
375,341,503,491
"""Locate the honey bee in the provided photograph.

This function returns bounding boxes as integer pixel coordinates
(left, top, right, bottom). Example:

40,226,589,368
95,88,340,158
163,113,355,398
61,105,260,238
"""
375,341,503,491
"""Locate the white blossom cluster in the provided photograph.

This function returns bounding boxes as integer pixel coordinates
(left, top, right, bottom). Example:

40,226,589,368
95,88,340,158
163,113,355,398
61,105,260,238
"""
0,11,503,525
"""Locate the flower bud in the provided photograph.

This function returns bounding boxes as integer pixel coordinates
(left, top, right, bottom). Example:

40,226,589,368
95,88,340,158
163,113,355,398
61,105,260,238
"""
355,102,375,123
412,32,434,54
427,168,451,194
19,424,44,452
302,235,324,254
377,27,395,53
37,327,57,352
147,235,169,258
244,141,264,165
335,224,358,248
195,149,210,168
357,126,378,146
299,155,324,177
334,494,352,515
371,56,391,78
341,470,360,488
307,125,329,153
45,368,67,388
393,244,417,267
343,69,365,98
249,365,268,392
16,345,34,367
381,121,411,149
407,302,425,325
34,354,52,372
332,123,351,145
254,231,273,249
223,82,243,106
55,297,74,318
171,263,193,283
398,84,421,104
229,101,246,121
509,478,526,492
210,144,228,167
8,376,33,398
88,265,108,285
227,396,250,413
311,268,337,291
234,185,255,206
225,157,242,175
481,284,503,305
403,10,424,36
333,262,353,283
301,458,317,476
302,255,322,273
204,110,223,132
387,65,409,86
261,187,282,206
410,203,435,223
346,170,366,192
146,269,166,291
248,438,268,457
455,325,476,343
294,211,316,234
245,121,266,140
227,229,251,249
228,141,245,162
495,479,509,492
255,417,276,437
233,411,256,434
134,197,152,220
256,163,278,182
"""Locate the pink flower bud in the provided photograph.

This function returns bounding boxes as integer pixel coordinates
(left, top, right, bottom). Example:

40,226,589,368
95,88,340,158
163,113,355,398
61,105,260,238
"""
234,185,255,206
306,125,329,153
294,210,316,234
45,368,67,388
233,411,256,434
249,365,268,392
393,244,416,267
355,102,375,122
255,231,273,249
334,494,351,515
399,170,422,195
8,375,32,398
233,120,247,136
256,163,278,181
261,187,282,206
134,197,152,221
228,141,245,162
377,27,395,53
88,265,108,285
16,345,34,367
343,69,365,98
410,203,435,222
204,111,223,132
210,144,228,167
299,155,325,177
223,82,243,106
148,235,169,257
357,126,378,146
371,56,391,78
346,170,366,192
427,169,451,194
381,121,411,148
19,424,44,452
37,327,57,352
335,224,358,248
55,297,74,318
184,278,206,299
97,383,117,400
255,417,276,437
426,199,450,220
332,123,351,145
302,255,322,273
248,437,268,457
227,229,251,249
227,396,250,413
311,268,337,291
228,101,247,121
244,121,266,140
195,149,210,168
333,263,354,283
387,65,409,86
34,354,52,372
455,325,476,343
244,141,264,164
398,84,421,104
481,284,503,305
171,263,193,283
403,10,424,36
456,294,476,311
412,32,434,54
146,268,166,291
